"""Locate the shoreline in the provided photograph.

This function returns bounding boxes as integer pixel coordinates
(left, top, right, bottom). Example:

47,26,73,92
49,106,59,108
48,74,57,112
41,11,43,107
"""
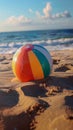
0,48,73,55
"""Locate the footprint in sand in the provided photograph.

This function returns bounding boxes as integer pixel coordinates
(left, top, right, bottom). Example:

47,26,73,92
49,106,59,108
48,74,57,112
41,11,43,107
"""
65,95,73,119
0,89,19,109
55,65,70,72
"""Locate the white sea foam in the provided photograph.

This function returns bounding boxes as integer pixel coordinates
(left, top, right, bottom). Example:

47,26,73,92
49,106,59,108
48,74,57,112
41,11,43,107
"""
0,37,73,54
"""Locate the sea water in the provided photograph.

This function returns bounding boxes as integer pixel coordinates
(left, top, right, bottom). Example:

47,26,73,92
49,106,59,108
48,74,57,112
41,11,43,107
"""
0,29,73,54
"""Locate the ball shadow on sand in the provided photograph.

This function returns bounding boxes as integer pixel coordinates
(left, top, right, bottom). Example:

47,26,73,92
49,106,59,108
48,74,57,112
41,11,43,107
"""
45,75,73,92
21,75,73,97
0,89,19,109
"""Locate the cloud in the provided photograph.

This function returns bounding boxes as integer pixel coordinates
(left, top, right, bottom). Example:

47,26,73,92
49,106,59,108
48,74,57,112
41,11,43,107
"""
6,15,32,25
29,8,33,13
43,2,52,18
62,10,71,18
36,11,41,18
4,2,72,30
36,2,72,20
52,11,71,19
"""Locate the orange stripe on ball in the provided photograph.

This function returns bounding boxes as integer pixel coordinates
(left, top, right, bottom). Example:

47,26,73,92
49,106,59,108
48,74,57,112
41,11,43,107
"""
28,50,44,80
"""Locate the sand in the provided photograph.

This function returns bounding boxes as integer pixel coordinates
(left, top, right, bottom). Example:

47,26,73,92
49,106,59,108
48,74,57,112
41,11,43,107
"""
0,50,73,130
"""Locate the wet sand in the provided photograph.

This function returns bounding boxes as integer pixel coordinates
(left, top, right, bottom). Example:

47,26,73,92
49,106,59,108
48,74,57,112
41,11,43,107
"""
0,50,73,130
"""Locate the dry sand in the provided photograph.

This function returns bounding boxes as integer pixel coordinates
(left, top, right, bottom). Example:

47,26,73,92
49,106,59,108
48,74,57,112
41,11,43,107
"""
0,50,73,130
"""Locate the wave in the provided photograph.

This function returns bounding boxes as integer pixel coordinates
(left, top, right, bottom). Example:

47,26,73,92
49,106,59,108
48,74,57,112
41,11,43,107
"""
0,37,73,54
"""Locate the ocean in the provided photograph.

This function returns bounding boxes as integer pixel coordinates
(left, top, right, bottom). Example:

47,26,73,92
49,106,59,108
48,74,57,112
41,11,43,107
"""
0,29,73,54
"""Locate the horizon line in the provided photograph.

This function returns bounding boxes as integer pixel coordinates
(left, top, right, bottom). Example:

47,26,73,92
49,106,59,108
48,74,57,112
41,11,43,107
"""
0,28,73,33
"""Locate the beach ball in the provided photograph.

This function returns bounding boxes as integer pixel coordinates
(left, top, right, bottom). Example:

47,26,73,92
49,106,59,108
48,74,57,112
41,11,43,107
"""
12,44,52,82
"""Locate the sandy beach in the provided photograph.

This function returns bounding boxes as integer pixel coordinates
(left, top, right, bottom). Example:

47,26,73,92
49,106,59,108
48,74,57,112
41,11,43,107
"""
0,50,73,130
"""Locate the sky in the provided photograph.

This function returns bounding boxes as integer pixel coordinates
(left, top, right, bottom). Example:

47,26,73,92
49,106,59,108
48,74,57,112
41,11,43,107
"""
0,0,73,32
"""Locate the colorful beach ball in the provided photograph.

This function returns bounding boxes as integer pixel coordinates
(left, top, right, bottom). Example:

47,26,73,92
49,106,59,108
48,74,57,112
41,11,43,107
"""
12,44,52,82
